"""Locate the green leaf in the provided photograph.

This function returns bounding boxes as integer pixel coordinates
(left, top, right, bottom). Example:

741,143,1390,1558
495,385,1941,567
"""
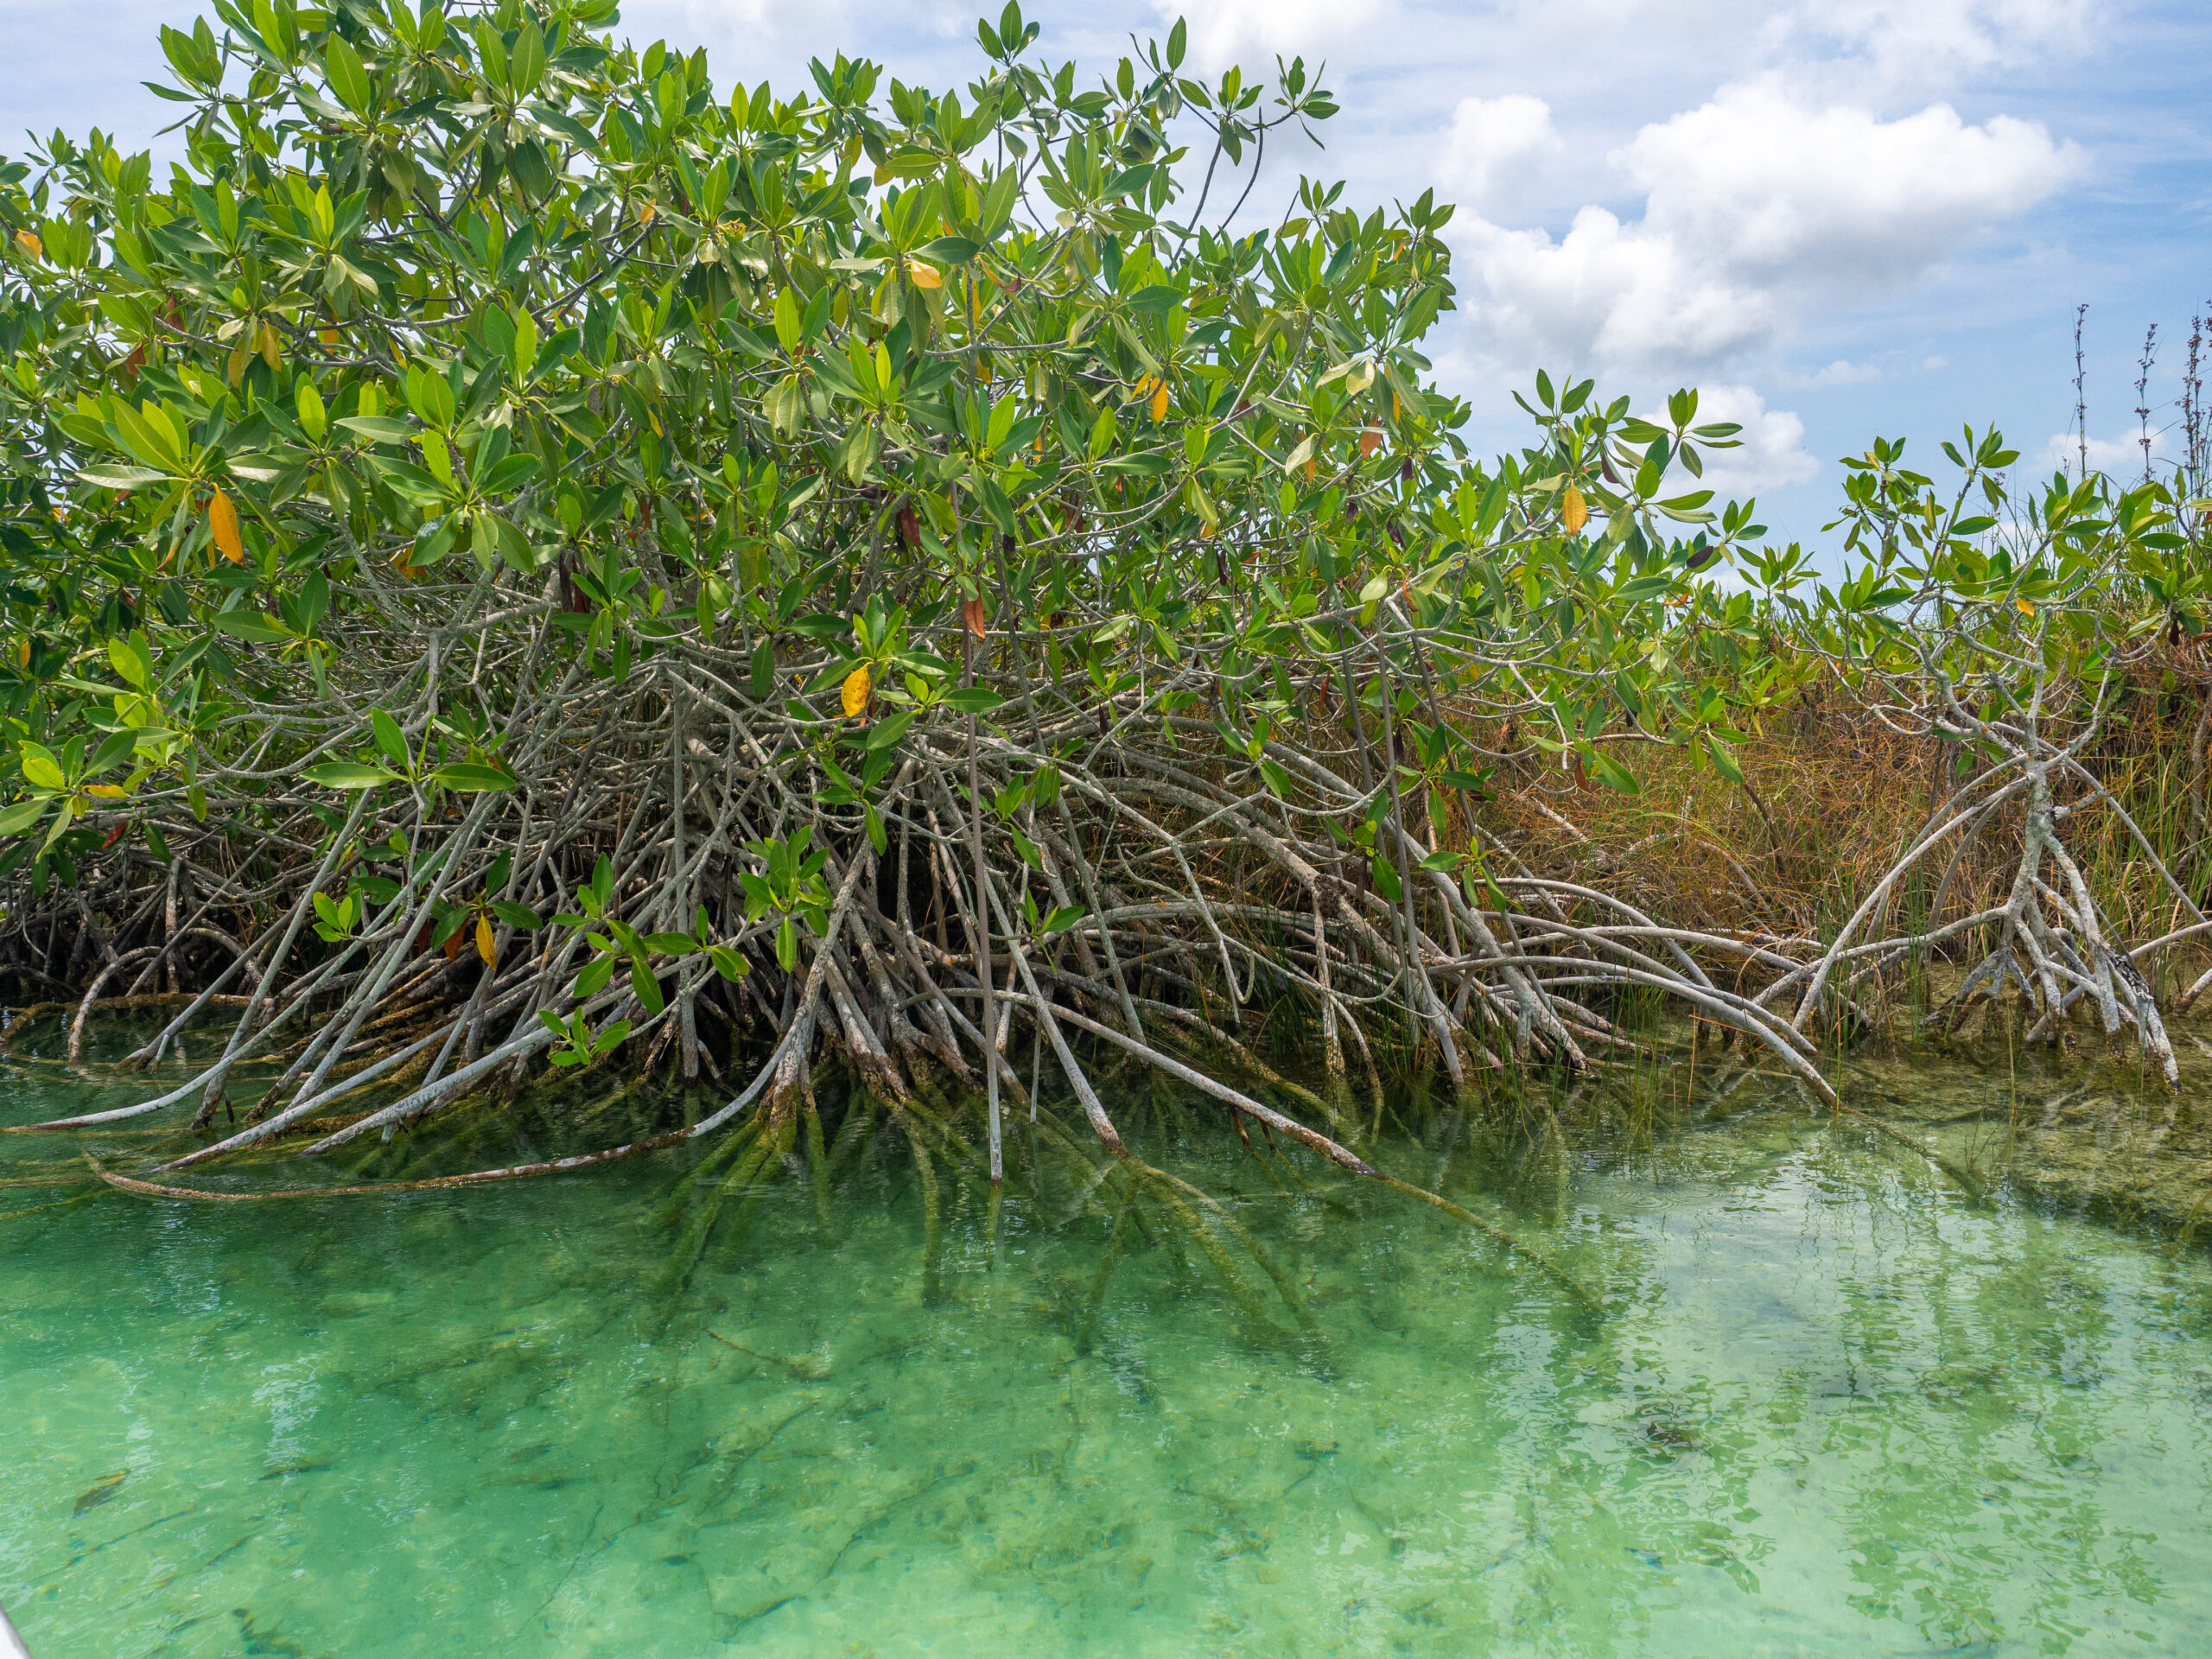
942,687,1006,714
863,709,917,750
334,416,418,444
77,464,171,489
489,900,543,929
1586,748,1641,795
19,746,64,791
322,34,373,113
642,931,698,956
370,708,409,766
629,959,665,1014
0,799,48,836
1372,855,1403,904
86,728,138,776
209,610,293,644
1705,736,1745,785
433,763,518,791
302,762,401,790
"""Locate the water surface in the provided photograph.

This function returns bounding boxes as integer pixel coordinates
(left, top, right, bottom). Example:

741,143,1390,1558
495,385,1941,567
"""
3,1043,2211,1656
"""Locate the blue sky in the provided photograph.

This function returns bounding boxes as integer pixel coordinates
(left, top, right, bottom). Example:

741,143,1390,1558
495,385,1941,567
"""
8,0,2208,547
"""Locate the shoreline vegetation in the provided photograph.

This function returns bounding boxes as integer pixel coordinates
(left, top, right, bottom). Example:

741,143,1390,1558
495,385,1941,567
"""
2,0,2210,1255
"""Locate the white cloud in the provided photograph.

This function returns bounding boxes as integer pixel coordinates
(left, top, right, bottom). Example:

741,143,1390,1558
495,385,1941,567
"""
2043,425,2166,478
1770,0,2102,93
1154,0,1397,68
1619,84,2077,285
1444,81,2082,374
1438,94,1560,209
1801,359,1884,386
1674,384,1820,498
1456,206,1777,368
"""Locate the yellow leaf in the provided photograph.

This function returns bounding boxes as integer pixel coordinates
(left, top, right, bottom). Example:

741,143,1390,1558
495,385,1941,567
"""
905,257,942,290
318,326,340,346
476,912,497,967
1560,485,1588,537
259,319,281,371
636,200,656,225
1149,378,1170,423
208,490,245,562
842,663,873,718
13,228,40,261
2016,596,2034,615
15,639,27,669
82,783,128,799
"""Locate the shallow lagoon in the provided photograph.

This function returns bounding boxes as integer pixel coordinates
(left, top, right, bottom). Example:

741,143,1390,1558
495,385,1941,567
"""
4,1044,2211,1657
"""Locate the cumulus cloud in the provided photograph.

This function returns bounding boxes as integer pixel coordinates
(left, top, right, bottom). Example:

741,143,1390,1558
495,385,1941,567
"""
1153,0,1397,68
1438,94,1560,209
2042,426,2164,478
1444,81,2082,373
1678,385,1821,498
1801,360,1884,386
1771,0,2102,92
1620,85,2077,285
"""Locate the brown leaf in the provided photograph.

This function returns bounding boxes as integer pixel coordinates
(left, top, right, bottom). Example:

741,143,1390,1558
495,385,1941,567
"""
1359,426,1382,458
898,505,919,547
962,597,987,639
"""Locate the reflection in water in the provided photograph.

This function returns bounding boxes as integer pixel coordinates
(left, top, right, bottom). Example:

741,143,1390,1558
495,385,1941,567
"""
2,1044,2210,1656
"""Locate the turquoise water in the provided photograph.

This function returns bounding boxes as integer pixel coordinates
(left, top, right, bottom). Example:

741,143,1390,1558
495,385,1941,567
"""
4,1047,2212,1656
